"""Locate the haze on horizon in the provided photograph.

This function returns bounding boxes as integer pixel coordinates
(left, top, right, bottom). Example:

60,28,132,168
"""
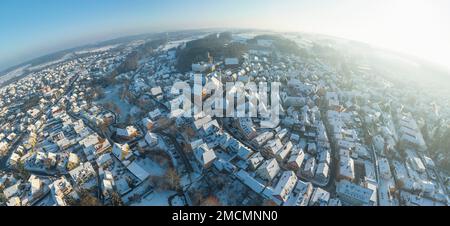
1,0,450,72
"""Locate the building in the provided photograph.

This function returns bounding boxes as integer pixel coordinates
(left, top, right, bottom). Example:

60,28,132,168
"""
252,131,274,147
112,143,132,161
272,171,297,202
236,145,254,160
256,158,280,181
194,144,217,169
144,132,158,147
315,162,329,185
378,158,392,180
96,153,113,168
283,180,313,206
302,157,316,178
116,126,139,140
307,142,317,155
309,187,330,206
50,176,77,206
287,148,305,171
397,113,427,151
276,141,293,162
142,117,154,130
338,156,355,181
69,162,96,189
67,153,79,170
409,156,426,173
248,152,264,170
318,150,331,165
127,161,151,182
236,118,257,140
336,180,374,206
263,138,283,157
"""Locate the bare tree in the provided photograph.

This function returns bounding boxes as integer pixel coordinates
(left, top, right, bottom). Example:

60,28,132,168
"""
165,168,181,191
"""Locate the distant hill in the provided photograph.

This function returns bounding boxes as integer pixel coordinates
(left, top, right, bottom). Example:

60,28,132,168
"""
0,32,163,78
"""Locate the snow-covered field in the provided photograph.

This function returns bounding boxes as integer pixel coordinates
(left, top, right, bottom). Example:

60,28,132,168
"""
0,64,30,84
134,158,166,177
96,84,134,123
27,53,75,71
130,190,177,206
75,44,120,55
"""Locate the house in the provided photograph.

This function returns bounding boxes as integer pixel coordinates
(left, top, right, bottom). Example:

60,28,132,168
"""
194,144,217,169
8,152,21,166
193,115,213,131
50,176,77,206
252,131,274,147
315,162,329,184
263,138,283,157
256,158,280,181
309,187,330,206
336,180,374,206
307,142,317,154
142,117,154,130
422,156,435,168
116,126,139,140
277,128,289,140
144,132,158,147
302,157,316,178
69,162,96,189
80,133,111,156
276,141,293,161
96,153,113,168
214,158,236,173
377,158,392,180
148,109,162,120
3,182,21,199
287,148,305,171
127,161,151,182
273,171,297,202
248,152,264,170
283,180,313,206
102,178,114,197
328,198,343,206
409,156,426,173
236,145,254,160
397,113,427,151
0,141,9,153
235,169,266,194
338,156,355,181
236,118,257,140
150,86,163,97
318,150,331,165
101,170,115,197
67,153,79,170
7,196,21,206
112,143,132,161
29,175,44,199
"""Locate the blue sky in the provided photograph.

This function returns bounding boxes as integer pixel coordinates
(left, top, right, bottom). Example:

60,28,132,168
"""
1,0,450,71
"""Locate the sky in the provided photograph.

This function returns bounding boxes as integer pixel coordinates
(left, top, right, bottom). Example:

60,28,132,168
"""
1,0,450,71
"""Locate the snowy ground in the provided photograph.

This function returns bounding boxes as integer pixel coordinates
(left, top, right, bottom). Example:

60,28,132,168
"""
96,84,134,123
130,190,177,206
28,53,75,71
0,64,30,84
75,44,120,55
134,157,166,177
